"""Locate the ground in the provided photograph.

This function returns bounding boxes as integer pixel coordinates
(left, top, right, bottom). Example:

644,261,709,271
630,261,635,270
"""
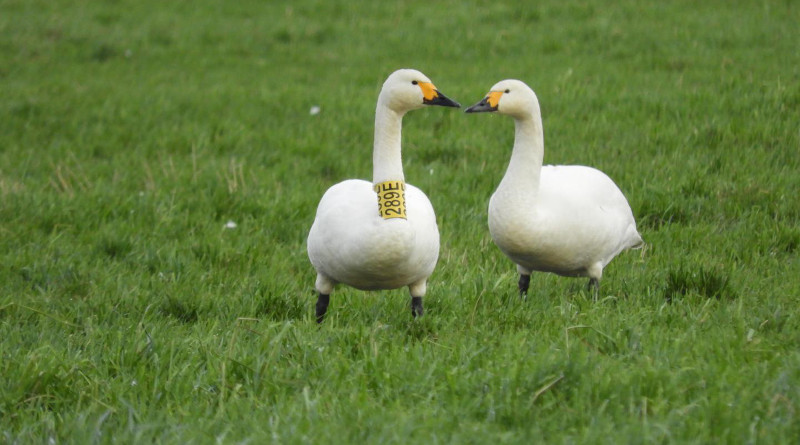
1,0,799,442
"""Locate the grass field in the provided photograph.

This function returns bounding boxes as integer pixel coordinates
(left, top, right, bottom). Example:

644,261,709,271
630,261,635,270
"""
2,0,799,442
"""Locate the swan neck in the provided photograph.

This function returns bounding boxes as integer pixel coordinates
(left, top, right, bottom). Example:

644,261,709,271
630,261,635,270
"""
499,115,544,194
372,104,405,184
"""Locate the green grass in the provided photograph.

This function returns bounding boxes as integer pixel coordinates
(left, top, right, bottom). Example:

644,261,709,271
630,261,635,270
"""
2,0,799,442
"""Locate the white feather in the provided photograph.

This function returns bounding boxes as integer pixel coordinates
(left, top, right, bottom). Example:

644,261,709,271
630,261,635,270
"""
308,179,438,293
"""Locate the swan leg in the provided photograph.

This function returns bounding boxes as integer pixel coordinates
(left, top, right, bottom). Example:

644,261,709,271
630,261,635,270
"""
409,279,427,318
315,293,330,323
411,297,424,317
587,278,600,294
516,264,531,298
587,263,603,299
314,273,335,323
518,274,531,297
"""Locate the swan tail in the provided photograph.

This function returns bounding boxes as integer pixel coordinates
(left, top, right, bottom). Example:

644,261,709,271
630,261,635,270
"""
627,231,645,250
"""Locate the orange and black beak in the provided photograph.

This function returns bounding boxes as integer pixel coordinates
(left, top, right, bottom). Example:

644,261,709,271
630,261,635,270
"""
465,91,502,113
418,82,461,108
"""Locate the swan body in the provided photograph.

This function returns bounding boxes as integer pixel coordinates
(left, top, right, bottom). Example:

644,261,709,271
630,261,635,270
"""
308,179,438,292
307,69,460,321
466,79,642,294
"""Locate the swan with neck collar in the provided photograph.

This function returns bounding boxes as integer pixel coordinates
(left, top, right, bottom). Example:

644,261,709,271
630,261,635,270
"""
307,69,460,322
466,79,643,295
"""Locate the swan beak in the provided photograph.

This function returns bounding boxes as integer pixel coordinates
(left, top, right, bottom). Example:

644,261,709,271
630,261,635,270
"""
465,91,502,113
419,82,461,108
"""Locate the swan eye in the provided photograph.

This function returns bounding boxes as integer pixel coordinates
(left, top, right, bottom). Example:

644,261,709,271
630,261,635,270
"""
504,89,510,94
412,80,418,85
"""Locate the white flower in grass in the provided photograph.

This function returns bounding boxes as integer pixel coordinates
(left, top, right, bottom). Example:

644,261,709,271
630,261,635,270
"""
309,105,321,115
224,220,237,229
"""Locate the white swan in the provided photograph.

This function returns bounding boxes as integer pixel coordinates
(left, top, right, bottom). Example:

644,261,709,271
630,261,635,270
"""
466,79,643,295
307,69,460,322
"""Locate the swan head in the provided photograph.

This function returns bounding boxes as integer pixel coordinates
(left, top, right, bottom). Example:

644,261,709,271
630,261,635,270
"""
378,69,460,113
464,79,539,120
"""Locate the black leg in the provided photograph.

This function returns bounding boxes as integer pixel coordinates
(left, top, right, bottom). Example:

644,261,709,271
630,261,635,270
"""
518,274,531,297
411,296,424,318
587,278,600,299
316,293,330,323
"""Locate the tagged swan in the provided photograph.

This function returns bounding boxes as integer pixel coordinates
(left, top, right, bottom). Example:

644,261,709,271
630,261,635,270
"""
466,79,643,295
307,69,460,322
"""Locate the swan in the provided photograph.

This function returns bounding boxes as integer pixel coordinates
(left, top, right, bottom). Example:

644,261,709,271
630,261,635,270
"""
465,79,643,295
307,69,460,322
